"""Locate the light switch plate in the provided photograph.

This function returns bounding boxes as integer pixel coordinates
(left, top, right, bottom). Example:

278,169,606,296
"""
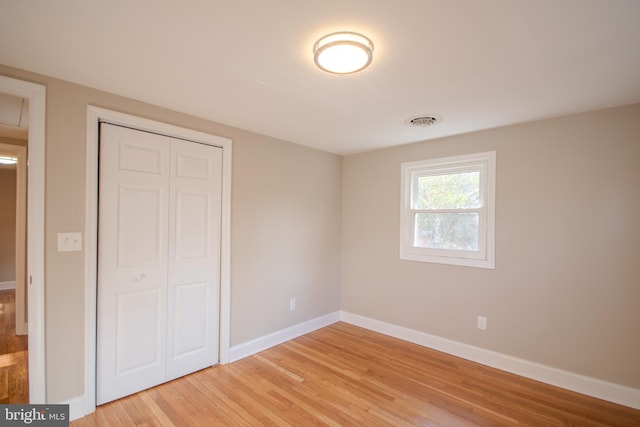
58,232,83,252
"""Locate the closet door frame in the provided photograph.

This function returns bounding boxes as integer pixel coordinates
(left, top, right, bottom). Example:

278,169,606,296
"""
84,106,232,417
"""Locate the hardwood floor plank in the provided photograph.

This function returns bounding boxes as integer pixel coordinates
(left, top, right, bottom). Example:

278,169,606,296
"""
142,390,191,427
239,360,360,427
245,356,377,426
73,322,640,426
155,381,216,427
0,290,28,404
68,416,93,427
172,371,247,426
0,367,8,402
213,361,299,426
184,371,255,426
292,330,512,425
262,349,433,426
138,392,177,427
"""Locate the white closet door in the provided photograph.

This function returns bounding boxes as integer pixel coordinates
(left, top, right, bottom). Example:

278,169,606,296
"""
97,124,171,405
97,123,221,405
166,137,222,380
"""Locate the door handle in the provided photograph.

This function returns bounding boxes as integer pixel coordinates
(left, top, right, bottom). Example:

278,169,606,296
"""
133,273,146,282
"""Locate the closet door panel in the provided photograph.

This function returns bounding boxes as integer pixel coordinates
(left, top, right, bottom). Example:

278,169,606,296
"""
97,123,170,405
98,123,223,403
166,139,222,380
172,281,208,356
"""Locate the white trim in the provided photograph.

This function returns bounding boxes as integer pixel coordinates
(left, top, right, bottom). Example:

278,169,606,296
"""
59,395,86,422
229,312,341,362
0,75,46,404
67,311,339,420
84,106,232,416
340,311,640,410
219,128,232,364
400,151,496,269
0,281,16,290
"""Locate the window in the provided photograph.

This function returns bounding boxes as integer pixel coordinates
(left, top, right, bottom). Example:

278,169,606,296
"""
400,151,496,268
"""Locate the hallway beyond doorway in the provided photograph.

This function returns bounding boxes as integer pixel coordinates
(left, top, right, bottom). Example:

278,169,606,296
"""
0,289,28,403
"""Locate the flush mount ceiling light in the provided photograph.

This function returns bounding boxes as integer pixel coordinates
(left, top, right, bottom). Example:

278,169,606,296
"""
0,155,18,165
313,32,374,74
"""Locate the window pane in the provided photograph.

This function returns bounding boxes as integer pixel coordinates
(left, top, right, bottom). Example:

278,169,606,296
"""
416,172,480,209
414,213,479,251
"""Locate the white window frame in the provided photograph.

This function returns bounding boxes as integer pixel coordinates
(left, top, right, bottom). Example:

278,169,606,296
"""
400,151,496,269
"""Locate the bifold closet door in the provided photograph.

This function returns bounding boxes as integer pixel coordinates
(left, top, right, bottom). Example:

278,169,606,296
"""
166,132,222,381
97,123,222,405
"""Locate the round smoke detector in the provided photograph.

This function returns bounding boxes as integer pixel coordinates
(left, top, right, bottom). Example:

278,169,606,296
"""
405,115,442,127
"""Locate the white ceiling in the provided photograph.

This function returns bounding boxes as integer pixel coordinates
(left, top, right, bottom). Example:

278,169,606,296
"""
1,0,639,155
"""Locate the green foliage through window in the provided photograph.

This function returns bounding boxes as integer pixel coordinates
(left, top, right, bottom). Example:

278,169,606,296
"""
414,213,479,250
400,151,495,268
415,172,480,209
413,171,481,250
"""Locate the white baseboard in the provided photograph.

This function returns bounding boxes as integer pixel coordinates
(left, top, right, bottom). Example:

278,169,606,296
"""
0,281,16,290
67,311,341,420
229,311,341,362
58,395,87,422
64,309,639,420
340,311,640,410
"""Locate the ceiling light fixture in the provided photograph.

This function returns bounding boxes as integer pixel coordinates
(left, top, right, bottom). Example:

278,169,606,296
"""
313,32,374,74
0,155,18,165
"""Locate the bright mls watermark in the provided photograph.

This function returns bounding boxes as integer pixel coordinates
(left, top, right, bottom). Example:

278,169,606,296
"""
1,405,69,426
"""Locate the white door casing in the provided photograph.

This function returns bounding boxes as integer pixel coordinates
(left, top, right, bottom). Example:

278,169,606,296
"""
97,123,222,405
85,106,232,417
0,75,46,404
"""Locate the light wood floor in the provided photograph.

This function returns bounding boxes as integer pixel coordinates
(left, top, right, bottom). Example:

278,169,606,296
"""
73,322,639,426
0,289,29,404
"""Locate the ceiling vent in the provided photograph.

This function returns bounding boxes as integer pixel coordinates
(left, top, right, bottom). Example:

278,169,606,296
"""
405,115,442,127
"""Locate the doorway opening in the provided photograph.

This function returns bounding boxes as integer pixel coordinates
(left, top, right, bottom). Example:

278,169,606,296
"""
0,75,46,404
0,138,27,403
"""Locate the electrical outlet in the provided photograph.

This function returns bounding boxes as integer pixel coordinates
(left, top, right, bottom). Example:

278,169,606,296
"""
477,316,487,330
289,298,296,311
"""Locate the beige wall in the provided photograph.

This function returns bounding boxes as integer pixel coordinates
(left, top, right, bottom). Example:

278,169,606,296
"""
0,168,16,283
342,104,640,389
0,64,342,403
232,136,342,344
2,60,638,403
